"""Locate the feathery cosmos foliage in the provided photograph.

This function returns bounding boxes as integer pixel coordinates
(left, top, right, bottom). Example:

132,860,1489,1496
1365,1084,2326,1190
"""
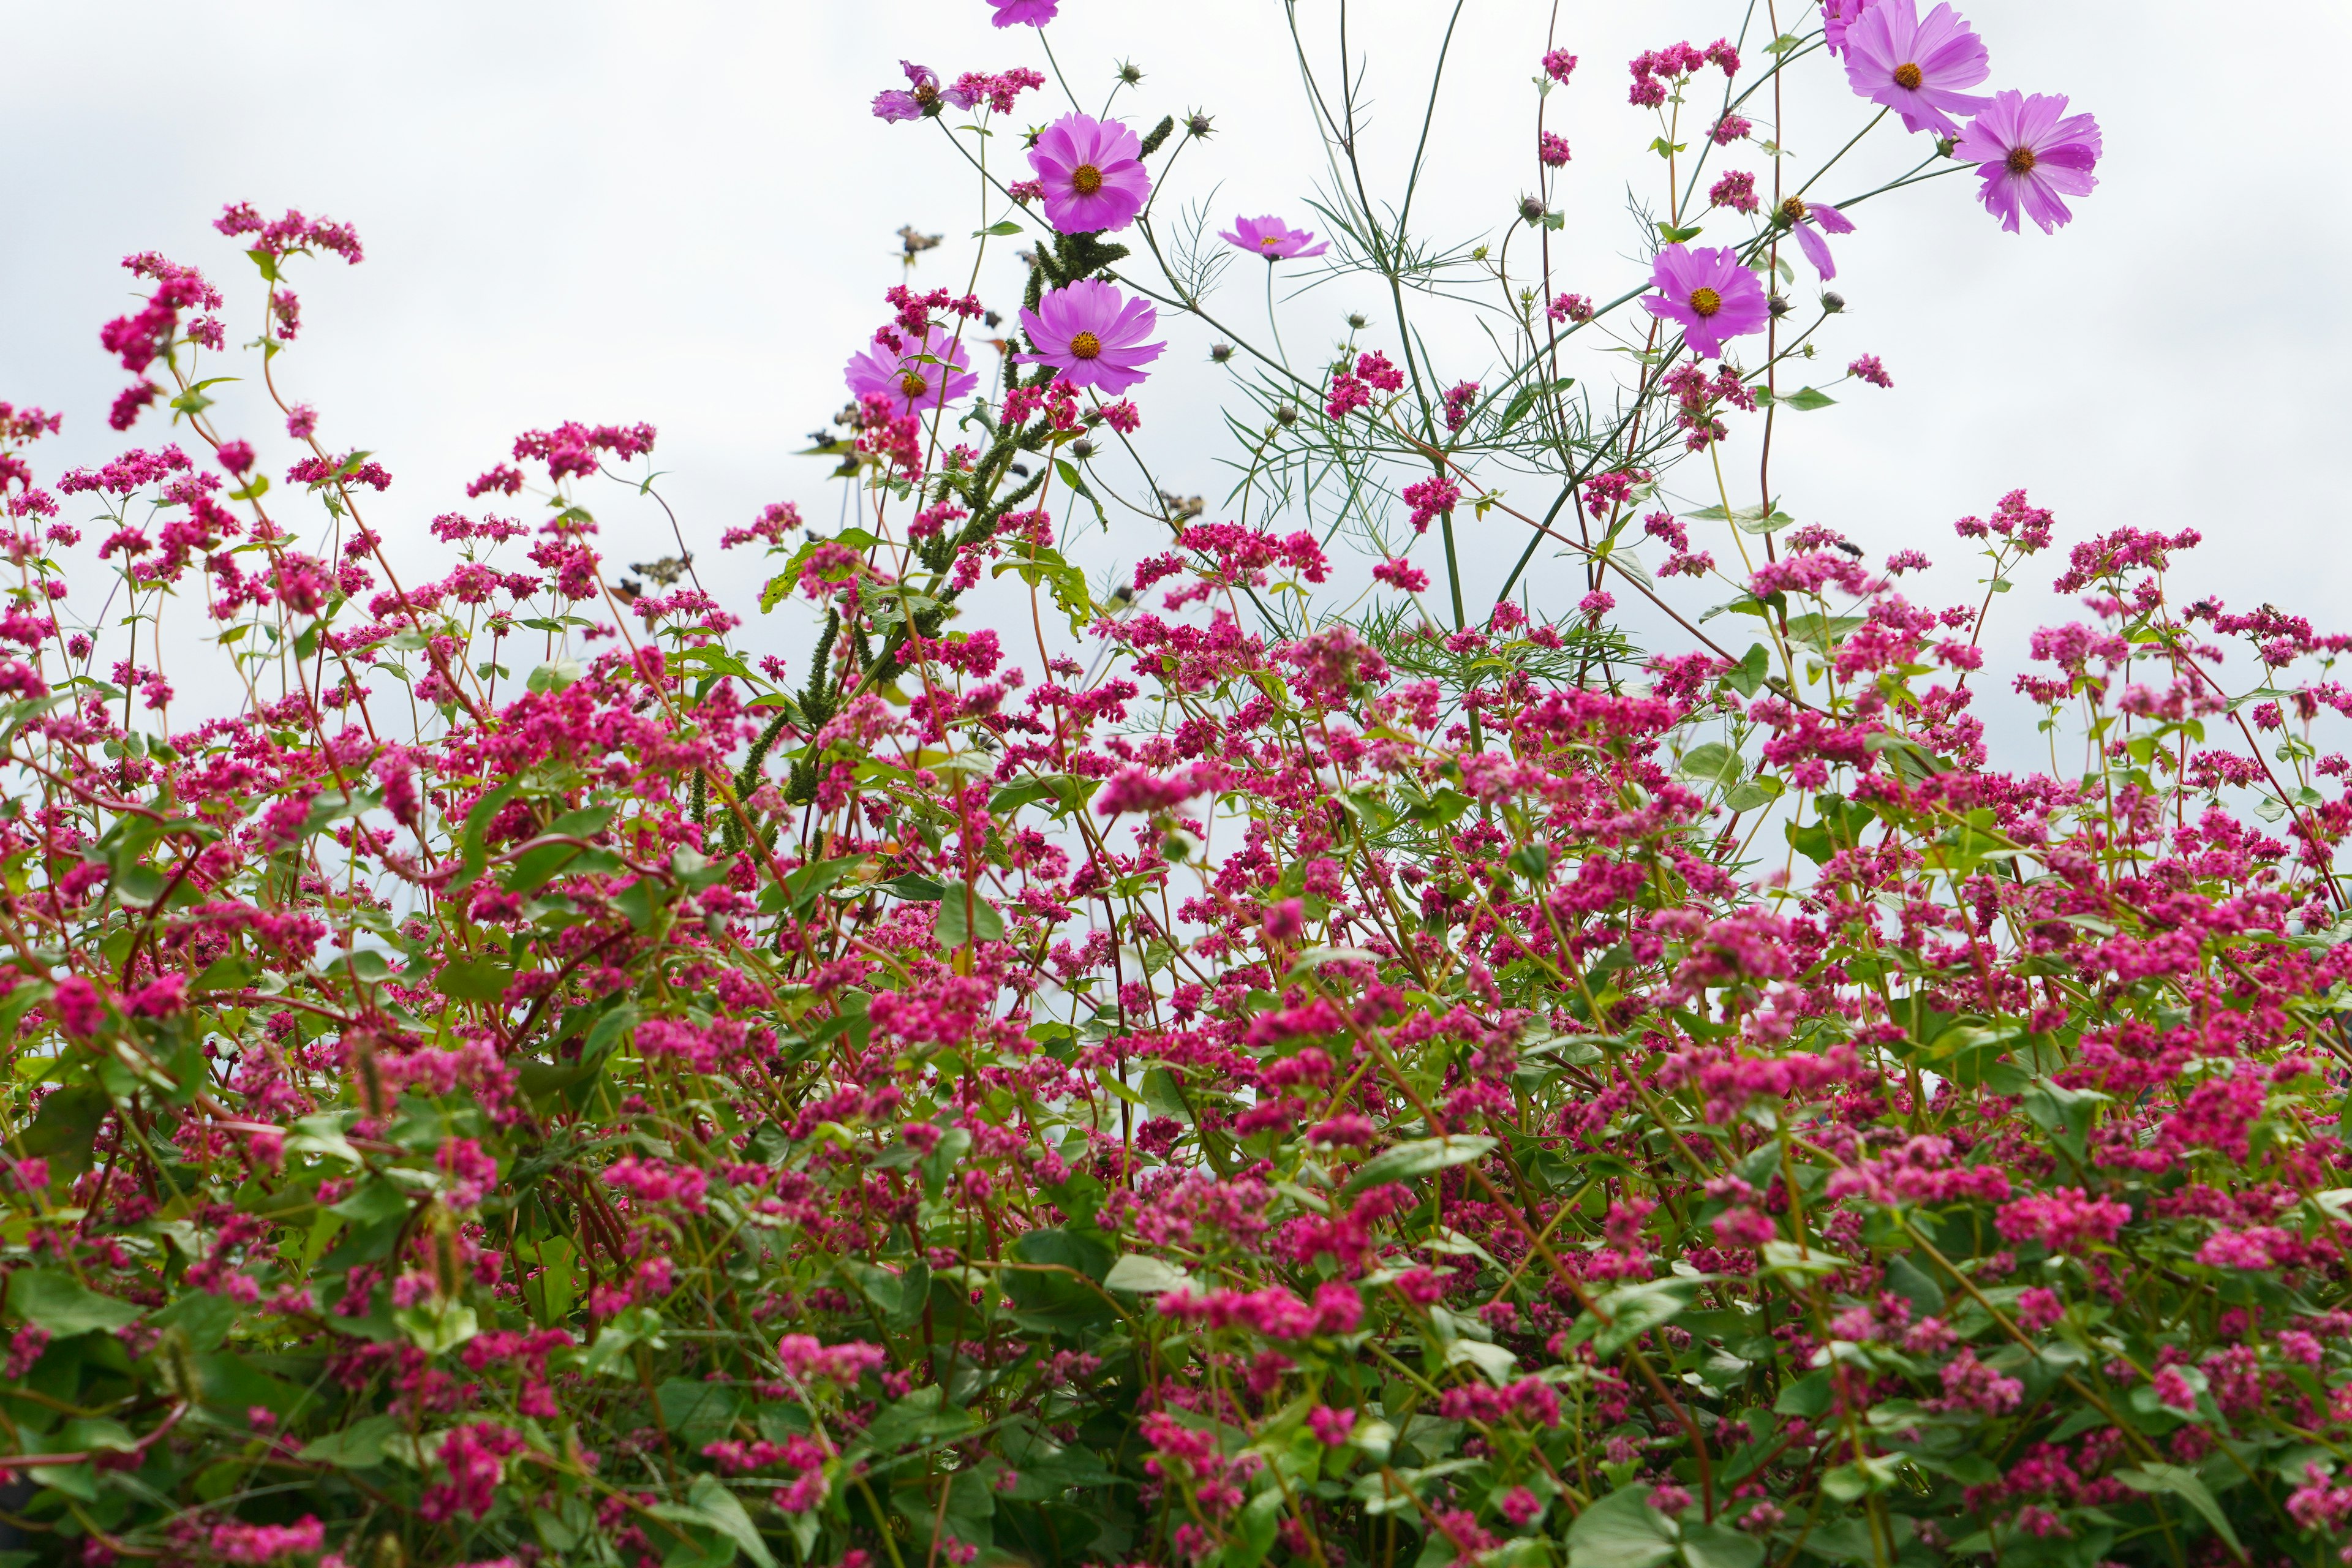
9,5,2352,1568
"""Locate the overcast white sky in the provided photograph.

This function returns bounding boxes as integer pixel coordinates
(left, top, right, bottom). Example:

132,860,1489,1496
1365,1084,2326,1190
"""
5,0,2346,738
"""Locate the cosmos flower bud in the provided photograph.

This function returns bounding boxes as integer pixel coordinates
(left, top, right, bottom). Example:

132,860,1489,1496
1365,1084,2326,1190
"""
1518,195,1547,224
1820,291,1846,312
1209,342,1234,362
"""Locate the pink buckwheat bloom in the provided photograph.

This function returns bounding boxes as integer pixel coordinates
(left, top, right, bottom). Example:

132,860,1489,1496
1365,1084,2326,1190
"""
1028,113,1150,234
1016,279,1164,394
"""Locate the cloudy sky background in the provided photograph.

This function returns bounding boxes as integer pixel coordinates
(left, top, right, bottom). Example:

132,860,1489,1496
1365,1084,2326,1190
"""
4,0,2344,748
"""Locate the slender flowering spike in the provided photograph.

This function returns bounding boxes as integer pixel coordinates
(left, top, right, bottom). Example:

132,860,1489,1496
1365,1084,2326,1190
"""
1954,89,2102,233
1642,244,1769,358
988,0,1059,23
1842,0,1989,137
1028,113,1150,233
1217,215,1329,262
1774,195,1856,278
1016,278,1164,393
843,325,979,418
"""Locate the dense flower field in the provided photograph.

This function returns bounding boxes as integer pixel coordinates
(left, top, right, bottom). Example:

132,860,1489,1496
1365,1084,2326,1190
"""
2,2,2349,1566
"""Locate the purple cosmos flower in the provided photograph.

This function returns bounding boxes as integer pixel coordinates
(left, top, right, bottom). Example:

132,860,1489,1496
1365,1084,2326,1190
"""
1016,278,1164,394
989,0,1059,23
871,61,976,124
1822,0,1875,56
1953,90,2102,234
1842,0,1989,138
1773,195,1856,279
844,325,981,418
1217,216,1330,262
1028,113,1150,235
1640,244,1770,360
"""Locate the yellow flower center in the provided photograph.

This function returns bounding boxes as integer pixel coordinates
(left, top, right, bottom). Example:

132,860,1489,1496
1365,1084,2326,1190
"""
1072,164,1104,195
1778,196,1808,224
1689,287,1723,318
1069,331,1103,360
899,370,930,398
1893,62,1924,90
2007,145,2038,175
1260,236,1283,251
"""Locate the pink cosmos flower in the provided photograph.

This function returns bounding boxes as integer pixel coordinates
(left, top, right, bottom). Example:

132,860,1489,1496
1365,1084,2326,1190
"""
1640,244,1769,360
872,61,973,124
1028,113,1150,234
1953,90,2102,234
1822,0,1875,56
1773,195,1856,278
1218,215,1329,262
843,325,979,418
988,0,1059,24
1842,0,1989,138
1016,279,1164,394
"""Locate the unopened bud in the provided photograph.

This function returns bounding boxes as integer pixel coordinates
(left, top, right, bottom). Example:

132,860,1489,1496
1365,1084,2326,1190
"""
1071,438,1096,459
1274,404,1298,426
1208,342,1234,363
1819,291,1845,314
1346,314,1368,331
1186,111,1215,138
1766,294,1792,318
1518,195,1547,224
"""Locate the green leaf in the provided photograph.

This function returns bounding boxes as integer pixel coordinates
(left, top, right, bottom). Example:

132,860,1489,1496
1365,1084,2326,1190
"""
1590,1277,1703,1358
1344,1134,1496,1194
1656,222,1703,243
11,1271,140,1336
18,1084,109,1179
1496,377,1575,434
1677,1521,1763,1568
1882,1253,1945,1318
1567,1487,1678,1568
784,854,865,914
1102,1254,1193,1295
686,1472,778,1568
863,1385,972,1453
2117,1464,2242,1552
296,1413,402,1469
1780,386,1836,412
974,219,1025,237
935,884,1005,947
437,957,513,1003
1677,742,1741,791
450,779,523,894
